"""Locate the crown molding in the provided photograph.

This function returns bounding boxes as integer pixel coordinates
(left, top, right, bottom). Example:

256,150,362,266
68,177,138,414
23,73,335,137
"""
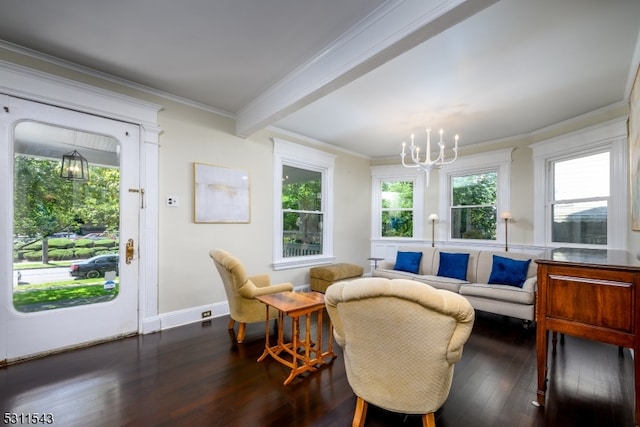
0,39,235,119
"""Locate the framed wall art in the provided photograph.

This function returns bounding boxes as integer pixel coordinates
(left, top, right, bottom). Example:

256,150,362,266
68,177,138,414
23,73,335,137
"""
194,162,250,223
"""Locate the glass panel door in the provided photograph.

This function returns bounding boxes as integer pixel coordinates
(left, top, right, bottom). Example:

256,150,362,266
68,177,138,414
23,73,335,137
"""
2,97,140,362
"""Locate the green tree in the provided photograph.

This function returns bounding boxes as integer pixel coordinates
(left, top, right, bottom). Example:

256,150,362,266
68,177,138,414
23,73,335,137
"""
13,156,120,239
451,172,497,239
381,181,413,237
282,172,322,244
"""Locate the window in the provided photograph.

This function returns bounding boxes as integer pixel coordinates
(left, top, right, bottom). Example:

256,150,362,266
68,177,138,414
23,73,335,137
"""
273,139,335,269
381,180,414,237
531,119,627,249
550,152,609,245
450,172,497,240
439,149,512,243
371,166,424,239
282,165,323,257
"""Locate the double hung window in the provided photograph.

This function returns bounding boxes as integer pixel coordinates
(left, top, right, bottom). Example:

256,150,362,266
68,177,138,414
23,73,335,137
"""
531,119,627,249
273,139,335,269
450,171,498,240
381,180,414,238
371,166,424,239
439,149,512,243
550,152,609,245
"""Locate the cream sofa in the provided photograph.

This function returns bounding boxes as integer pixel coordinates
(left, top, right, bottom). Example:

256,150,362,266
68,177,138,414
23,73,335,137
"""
372,246,540,323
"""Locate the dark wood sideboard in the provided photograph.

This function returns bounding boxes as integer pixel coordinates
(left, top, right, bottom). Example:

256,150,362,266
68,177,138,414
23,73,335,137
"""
535,248,640,427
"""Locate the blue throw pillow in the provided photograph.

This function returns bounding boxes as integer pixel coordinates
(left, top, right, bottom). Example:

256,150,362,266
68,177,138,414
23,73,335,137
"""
394,251,422,274
488,255,532,288
437,252,470,280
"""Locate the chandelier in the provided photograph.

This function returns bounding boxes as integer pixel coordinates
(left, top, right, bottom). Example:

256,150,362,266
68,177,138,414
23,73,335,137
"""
401,128,458,186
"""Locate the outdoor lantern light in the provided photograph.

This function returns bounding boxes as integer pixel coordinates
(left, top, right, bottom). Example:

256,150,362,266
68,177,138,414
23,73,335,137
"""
60,149,89,181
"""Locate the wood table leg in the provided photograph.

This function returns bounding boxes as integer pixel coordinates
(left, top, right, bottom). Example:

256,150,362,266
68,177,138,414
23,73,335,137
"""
536,328,548,406
257,305,272,362
283,315,301,385
635,339,640,427
305,313,312,361
316,309,323,360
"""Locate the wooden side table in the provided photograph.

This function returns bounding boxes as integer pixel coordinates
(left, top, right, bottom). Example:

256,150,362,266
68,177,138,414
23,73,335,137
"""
256,291,336,385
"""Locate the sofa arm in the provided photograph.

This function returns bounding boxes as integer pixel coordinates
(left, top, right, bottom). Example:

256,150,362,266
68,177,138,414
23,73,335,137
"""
377,260,395,270
521,277,537,293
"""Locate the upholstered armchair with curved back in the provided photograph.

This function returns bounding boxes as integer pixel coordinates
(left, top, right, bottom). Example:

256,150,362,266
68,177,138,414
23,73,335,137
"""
325,277,475,427
210,249,293,343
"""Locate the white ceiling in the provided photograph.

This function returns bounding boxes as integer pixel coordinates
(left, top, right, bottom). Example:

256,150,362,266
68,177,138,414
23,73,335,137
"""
0,0,639,159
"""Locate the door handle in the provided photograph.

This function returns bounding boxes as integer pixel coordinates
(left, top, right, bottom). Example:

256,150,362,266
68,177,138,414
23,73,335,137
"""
126,238,135,264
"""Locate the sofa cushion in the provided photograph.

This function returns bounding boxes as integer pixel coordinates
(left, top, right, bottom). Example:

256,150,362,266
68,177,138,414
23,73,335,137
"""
397,246,438,275
433,249,480,283
394,251,423,274
371,270,467,293
476,251,537,284
422,275,468,293
488,255,532,288
459,282,535,305
437,252,470,280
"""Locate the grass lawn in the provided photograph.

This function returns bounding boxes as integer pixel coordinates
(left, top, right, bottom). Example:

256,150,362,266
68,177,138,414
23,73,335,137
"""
13,279,119,312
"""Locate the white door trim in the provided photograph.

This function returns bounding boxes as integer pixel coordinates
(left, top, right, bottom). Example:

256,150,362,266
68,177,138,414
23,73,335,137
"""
0,60,162,337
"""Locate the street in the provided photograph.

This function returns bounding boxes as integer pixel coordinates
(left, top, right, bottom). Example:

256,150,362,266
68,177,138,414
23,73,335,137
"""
14,267,72,285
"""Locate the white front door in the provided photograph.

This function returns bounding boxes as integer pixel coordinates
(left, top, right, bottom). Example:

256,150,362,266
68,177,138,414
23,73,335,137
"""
1,96,140,362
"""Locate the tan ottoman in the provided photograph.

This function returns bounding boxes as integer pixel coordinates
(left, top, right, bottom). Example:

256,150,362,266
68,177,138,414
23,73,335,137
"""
310,263,364,293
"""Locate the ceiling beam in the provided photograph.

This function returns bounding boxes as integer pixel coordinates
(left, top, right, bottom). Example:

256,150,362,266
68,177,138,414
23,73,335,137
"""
235,0,500,138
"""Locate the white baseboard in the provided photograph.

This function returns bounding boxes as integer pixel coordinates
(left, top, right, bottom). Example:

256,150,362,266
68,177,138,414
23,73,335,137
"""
155,284,310,331
158,301,229,330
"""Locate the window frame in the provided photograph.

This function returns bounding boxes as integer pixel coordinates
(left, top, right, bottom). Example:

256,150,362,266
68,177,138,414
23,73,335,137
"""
449,170,499,241
371,165,424,240
531,119,628,249
438,149,513,244
548,150,610,246
273,138,336,270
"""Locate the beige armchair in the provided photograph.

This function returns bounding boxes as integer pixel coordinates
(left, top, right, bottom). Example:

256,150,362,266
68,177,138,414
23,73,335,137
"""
210,249,293,343
325,277,475,427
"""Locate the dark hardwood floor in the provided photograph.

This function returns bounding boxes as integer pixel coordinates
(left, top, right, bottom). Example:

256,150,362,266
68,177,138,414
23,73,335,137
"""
0,311,635,427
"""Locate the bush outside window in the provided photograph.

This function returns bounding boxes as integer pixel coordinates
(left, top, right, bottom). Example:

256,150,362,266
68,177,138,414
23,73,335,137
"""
381,180,414,238
282,165,323,258
450,172,497,240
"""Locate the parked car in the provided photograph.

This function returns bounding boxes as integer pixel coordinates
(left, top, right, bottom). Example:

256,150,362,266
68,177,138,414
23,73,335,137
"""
69,254,119,279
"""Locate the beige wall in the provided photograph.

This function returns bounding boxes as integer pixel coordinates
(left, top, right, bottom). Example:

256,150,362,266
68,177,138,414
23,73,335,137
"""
155,107,372,313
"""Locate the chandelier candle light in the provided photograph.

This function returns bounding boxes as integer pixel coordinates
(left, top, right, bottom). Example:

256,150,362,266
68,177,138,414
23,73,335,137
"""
401,128,459,186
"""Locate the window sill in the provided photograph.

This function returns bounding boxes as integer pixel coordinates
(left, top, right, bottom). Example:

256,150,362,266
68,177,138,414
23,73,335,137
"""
273,255,336,271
